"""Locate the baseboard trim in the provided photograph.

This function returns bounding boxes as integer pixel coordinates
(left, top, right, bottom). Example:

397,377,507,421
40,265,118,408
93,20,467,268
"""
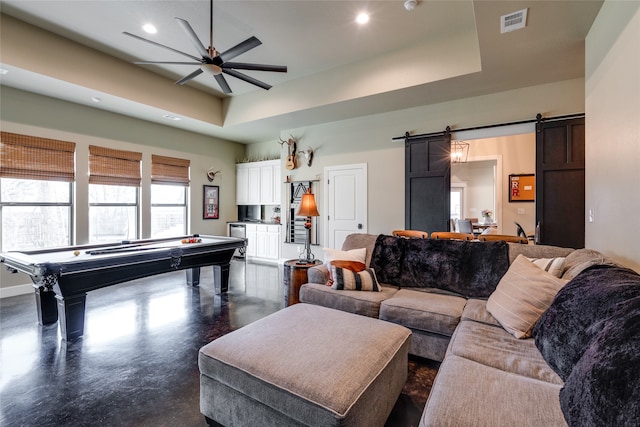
0,284,32,299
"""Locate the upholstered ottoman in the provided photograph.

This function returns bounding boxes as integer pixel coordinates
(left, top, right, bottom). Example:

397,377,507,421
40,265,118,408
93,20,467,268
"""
199,303,412,427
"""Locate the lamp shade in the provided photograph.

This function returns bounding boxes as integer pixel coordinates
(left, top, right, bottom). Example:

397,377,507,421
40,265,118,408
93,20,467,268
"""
297,189,320,217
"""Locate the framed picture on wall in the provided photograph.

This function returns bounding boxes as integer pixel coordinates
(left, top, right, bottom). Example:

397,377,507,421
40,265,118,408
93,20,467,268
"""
509,174,535,202
203,185,219,219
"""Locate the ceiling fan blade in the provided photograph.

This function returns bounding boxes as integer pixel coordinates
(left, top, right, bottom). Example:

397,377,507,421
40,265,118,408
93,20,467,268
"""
134,61,201,65
222,69,272,91
219,36,262,62
176,68,203,85
123,32,201,61
222,62,287,73
214,75,232,95
175,18,212,60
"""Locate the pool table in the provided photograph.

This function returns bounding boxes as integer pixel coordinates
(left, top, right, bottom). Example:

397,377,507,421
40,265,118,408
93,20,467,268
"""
1,234,245,341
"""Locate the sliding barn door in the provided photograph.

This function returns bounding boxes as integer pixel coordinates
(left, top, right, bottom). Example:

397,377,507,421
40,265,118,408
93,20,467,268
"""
405,134,451,233
536,117,585,248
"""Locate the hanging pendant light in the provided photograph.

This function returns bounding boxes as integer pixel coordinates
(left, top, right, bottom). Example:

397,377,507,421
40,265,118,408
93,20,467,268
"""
451,140,470,163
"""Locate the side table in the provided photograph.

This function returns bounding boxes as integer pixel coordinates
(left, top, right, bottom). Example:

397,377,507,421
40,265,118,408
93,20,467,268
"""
283,259,321,306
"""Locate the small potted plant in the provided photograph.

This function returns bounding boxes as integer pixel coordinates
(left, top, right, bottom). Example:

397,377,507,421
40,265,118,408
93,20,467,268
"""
481,209,493,224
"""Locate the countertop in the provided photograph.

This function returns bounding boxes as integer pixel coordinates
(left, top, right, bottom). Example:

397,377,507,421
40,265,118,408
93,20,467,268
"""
227,221,282,226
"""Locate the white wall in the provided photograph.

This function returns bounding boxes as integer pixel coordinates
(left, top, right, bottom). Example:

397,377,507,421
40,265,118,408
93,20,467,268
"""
247,79,585,261
585,1,640,272
1,87,244,293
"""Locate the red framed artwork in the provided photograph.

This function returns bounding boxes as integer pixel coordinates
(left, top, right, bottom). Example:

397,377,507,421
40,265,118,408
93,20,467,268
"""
203,185,219,219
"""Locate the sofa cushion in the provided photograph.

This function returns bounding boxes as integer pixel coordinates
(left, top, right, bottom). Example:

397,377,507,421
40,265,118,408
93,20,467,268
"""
534,265,640,381
507,242,574,265
560,248,617,280
370,235,510,298
559,296,640,426
330,267,380,291
448,320,563,385
487,255,568,338
299,283,398,318
420,355,566,427
379,289,466,336
460,299,501,327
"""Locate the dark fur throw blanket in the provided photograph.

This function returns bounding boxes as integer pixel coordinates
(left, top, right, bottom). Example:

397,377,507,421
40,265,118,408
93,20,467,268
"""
369,235,509,298
533,265,640,426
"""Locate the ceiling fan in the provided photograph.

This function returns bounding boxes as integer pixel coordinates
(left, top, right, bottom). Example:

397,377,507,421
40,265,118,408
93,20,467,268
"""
123,0,287,94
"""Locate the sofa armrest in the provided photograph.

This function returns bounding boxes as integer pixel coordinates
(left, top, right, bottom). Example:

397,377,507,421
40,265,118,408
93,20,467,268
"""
307,264,329,284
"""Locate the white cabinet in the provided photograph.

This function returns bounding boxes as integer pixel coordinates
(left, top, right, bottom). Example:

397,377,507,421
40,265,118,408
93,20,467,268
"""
245,224,257,257
236,166,249,205
254,224,280,260
236,160,281,205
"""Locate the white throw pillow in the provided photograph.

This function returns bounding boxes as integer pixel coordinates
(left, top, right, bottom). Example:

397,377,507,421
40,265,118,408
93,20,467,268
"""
487,255,568,339
527,256,566,278
322,247,367,266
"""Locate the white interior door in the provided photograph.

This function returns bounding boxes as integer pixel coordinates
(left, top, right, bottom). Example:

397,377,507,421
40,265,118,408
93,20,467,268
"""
324,164,367,250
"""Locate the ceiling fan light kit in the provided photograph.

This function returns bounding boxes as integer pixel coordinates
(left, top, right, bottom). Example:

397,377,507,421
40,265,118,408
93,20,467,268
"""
124,0,287,94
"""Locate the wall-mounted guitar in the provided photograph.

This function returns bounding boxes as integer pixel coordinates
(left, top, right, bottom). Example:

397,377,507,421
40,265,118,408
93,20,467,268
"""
279,137,297,170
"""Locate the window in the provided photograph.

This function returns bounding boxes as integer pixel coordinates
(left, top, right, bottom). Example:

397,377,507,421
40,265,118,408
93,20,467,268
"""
151,185,188,237
1,179,73,251
89,184,138,243
150,155,190,238
88,145,141,243
0,132,75,251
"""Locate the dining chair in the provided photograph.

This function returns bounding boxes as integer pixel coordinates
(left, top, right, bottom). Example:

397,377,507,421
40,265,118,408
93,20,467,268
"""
431,232,474,241
392,230,429,239
456,219,473,234
514,222,535,242
478,234,528,244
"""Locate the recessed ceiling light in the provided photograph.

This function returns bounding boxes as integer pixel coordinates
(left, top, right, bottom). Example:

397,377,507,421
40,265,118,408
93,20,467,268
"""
356,12,369,25
142,23,157,34
91,96,102,103
0,68,8,75
163,114,182,121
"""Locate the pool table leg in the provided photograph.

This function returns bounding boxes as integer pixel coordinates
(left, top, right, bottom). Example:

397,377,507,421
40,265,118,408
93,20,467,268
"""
56,293,87,341
33,284,58,325
186,267,201,287
213,263,230,295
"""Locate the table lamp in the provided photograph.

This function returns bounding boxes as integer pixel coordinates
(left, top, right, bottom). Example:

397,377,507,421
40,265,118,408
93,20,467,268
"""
296,188,320,264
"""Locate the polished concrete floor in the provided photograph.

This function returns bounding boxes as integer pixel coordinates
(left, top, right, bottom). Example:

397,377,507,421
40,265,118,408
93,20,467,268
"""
0,260,438,427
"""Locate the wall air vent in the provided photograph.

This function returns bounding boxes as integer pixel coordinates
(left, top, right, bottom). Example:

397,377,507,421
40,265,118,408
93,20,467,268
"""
500,8,528,34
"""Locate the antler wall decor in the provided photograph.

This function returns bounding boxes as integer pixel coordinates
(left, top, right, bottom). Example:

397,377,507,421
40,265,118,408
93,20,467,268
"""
206,167,221,182
298,146,314,167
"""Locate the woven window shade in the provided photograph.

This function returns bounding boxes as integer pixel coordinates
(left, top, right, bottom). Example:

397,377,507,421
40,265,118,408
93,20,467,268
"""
89,145,142,186
0,131,76,182
151,155,190,186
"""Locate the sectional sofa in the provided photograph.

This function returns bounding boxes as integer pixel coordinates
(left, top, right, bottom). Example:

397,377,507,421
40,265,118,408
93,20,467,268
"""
299,233,640,426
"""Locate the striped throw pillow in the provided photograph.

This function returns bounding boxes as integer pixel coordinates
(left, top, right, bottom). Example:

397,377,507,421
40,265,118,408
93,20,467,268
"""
330,267,381,292
528,257,566,278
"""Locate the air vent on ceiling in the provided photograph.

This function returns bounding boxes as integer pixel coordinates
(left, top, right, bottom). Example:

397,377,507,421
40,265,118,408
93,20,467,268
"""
500,8,528,34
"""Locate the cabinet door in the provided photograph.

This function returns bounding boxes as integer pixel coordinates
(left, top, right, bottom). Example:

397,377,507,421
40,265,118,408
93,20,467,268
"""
273,164,281,204
260,165,274,204
247,167,261,204
256,225,268,258
245,224,257,257
267,227,280,259
236,166,249,205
